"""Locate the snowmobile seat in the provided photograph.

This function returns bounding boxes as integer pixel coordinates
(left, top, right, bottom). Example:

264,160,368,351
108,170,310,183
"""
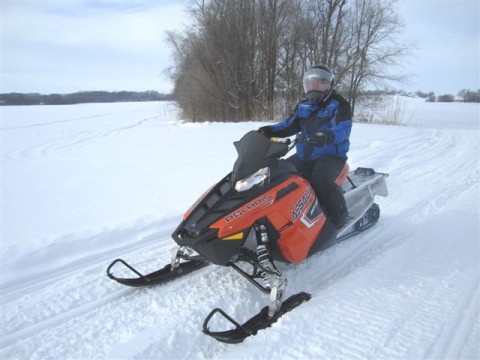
334,162,350,186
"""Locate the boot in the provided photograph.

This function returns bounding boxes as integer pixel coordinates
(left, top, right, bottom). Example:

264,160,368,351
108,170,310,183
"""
330,204,349,230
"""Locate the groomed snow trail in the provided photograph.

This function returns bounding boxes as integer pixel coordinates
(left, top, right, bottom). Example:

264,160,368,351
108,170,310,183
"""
1,101,479,359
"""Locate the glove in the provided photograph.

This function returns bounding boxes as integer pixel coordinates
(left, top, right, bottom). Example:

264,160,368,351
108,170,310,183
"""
258,126,273,137
313,130,335,147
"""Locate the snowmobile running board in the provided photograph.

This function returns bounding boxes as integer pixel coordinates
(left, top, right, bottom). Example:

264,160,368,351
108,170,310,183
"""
203,292,311,344
106,258,209,287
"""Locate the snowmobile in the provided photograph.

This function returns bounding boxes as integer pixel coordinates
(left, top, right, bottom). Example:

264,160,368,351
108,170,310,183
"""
106,130,388,343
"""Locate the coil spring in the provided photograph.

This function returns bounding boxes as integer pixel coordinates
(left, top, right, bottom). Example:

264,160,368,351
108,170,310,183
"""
256,244,272,283
255,224,273,284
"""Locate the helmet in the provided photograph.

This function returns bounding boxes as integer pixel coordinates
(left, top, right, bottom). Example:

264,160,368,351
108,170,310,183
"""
303,64,334,104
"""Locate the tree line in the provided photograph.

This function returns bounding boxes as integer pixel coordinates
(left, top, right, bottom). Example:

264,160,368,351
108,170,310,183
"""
167,0,411,122
365,89,480,103
0,91,173,106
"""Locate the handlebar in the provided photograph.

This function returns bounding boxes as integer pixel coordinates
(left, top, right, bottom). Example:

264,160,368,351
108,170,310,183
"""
270,137,297,154
269,134,323,148
270,137,292,145
294,133,327,147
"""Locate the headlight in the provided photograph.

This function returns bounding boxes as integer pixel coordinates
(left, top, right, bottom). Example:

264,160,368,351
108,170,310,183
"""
234,167,270,192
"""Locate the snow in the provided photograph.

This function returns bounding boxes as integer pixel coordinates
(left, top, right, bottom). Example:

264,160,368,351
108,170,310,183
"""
1,97,479,359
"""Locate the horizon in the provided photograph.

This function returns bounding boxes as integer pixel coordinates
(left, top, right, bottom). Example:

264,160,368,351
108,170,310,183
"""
1,88,477,97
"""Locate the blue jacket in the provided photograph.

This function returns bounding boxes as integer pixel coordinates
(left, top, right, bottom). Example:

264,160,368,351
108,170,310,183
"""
269,92,352,161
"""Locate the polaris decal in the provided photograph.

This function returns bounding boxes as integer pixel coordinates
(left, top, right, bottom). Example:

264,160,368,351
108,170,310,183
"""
292,187,314,222
224,194,273,222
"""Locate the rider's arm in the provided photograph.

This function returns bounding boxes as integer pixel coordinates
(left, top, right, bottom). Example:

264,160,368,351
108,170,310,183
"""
330,96,352,143
268,107,301,138
331,120,352,144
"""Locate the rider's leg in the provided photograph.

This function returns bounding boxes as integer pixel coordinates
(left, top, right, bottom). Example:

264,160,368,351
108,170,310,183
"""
309,156,348,229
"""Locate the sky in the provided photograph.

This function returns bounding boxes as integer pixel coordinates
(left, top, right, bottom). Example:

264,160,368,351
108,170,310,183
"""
396,0,479,95
1,0,192,94
1,0,479,95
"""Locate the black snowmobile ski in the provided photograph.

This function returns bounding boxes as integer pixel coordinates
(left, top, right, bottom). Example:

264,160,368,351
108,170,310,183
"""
106,254,209,287
203,292,311,344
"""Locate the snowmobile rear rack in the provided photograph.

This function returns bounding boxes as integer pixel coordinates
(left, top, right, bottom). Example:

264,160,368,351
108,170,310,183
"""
202,292,311,344
106,257,209,287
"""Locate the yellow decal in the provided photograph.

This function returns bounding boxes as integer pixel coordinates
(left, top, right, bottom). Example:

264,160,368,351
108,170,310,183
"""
222,232,244,241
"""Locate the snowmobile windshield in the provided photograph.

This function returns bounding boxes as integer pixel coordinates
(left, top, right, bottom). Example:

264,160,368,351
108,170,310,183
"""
231,131,289,184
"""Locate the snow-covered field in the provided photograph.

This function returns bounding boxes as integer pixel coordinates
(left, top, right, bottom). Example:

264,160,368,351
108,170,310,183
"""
1,98,479,359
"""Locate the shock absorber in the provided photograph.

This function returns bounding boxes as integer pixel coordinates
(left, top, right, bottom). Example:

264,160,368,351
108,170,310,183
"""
255,224,276,284
254,223,287,317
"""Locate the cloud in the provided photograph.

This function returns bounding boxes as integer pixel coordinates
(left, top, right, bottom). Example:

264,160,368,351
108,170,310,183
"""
2,1,192,93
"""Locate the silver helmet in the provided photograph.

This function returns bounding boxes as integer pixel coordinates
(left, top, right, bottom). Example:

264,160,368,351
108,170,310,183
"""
303,64,334,104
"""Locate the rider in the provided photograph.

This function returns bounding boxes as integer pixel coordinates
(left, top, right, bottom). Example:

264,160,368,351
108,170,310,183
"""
258,64,352,229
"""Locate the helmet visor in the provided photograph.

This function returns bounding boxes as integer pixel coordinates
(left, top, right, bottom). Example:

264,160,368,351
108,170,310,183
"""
303,68,332,93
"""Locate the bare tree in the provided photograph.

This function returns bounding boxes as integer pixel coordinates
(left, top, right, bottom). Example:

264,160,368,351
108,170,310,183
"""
167,0,290,121
276,0,349,115
342,0,411,113
168,0,411,121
